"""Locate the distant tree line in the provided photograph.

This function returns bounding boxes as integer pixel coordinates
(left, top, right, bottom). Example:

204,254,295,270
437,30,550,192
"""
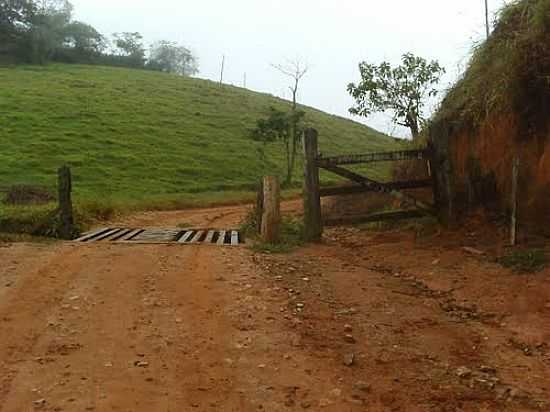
0,0,198,75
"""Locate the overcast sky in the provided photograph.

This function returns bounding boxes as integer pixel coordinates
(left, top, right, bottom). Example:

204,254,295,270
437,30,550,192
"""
71,0,507,137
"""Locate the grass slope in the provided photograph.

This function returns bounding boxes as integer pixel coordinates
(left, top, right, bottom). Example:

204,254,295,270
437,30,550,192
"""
1,64,401,209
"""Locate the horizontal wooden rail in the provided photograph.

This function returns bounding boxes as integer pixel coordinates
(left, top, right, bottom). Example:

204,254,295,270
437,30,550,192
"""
317,149,429,167
324,210,431,227
319,179,433,197
322,165,434,212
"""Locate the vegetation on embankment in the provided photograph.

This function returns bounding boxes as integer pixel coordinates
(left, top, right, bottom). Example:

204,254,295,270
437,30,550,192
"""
0,64,402,235
434,0,550,132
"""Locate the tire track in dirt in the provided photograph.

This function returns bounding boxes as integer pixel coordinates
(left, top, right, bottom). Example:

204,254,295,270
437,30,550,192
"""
0,245,92,407
0,244,204,411
149,207,257,409
151,245,254,410
253,231,550,411
331,246,548,409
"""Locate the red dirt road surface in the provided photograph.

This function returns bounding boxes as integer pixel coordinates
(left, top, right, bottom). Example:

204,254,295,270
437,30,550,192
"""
1,203,549,411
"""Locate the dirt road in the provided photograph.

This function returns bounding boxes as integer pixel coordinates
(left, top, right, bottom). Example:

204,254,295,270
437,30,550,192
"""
1,204,549,411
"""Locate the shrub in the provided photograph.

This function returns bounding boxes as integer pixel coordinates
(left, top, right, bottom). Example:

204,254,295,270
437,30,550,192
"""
498,249,547,273
240,207,305,254
251,217,305,253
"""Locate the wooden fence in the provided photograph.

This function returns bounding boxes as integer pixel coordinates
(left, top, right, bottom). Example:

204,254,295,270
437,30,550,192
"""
302,128,435,241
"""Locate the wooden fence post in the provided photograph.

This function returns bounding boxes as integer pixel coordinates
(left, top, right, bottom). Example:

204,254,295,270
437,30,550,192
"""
303,128,322,241
256,178,264,234
261,176,280,243
510,157,519,246
58,165,74,240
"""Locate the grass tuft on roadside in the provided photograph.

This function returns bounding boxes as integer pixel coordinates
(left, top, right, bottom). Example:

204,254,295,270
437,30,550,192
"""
358,215,439,237
498,249,547,273
250,217,305,254
240,206,305,254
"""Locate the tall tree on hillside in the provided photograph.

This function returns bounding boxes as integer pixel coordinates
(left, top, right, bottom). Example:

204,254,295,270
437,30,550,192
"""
147,40,198,76
348,53,445,140
272,59,309,185
0,0,36,58
35,0,72,15
485,0,490,38
113,32,145,68
0,0,35,38
29,0,73,63
252,107,306,186
64,21,105,56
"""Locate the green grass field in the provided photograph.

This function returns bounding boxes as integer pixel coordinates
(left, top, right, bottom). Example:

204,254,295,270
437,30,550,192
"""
1,64,401,203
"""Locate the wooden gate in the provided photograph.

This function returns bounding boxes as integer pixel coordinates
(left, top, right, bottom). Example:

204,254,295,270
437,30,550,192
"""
302,128,434,241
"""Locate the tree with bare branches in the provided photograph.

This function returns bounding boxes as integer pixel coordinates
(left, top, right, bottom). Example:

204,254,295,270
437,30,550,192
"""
271,59,308,185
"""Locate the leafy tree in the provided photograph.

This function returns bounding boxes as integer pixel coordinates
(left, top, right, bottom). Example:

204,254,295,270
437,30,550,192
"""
252,107,306,186
272,59,308,185
0,0,36,60
64,21,105,56
35,0,73,16
147,40,198,76
113,31,145,67
0,0,35,39
29,0,73,63
348,53,445,140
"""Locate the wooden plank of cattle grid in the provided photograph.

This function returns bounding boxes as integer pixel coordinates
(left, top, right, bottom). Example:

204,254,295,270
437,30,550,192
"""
217,230,226,245
119,228,143,241
191,230,204,243
74,228,109,242
230,231,239,246
205,230,216,244
178,230,195,243
90,228,123,242
109,228,133,241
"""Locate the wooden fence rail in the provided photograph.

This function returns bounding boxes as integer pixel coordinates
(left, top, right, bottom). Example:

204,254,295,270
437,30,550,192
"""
319,179,433,197
324,210,430,227
316,149,429,167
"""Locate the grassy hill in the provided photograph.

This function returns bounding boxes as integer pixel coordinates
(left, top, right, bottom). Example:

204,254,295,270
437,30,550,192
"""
0,64,402,211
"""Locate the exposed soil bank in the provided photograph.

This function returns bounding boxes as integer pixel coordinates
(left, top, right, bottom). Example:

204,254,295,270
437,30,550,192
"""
432,113,550,234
